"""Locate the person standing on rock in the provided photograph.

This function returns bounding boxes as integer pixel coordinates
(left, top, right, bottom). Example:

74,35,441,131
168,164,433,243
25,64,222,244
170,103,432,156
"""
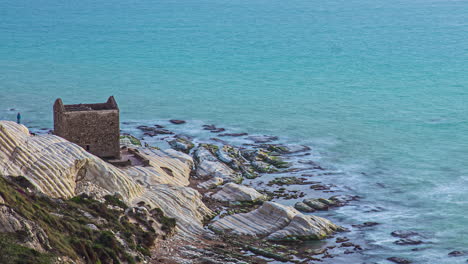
16,112,21,124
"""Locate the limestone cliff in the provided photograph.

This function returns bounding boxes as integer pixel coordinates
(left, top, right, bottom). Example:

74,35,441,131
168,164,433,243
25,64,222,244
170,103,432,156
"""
0,121,213,262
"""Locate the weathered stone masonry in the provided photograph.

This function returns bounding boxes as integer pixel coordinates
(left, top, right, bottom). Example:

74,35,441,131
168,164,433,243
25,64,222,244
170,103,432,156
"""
53,96,120,159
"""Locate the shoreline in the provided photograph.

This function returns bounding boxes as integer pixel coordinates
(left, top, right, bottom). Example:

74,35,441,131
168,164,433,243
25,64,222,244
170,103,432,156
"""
122,120,370,263
8,118,426,263
26,118,370,263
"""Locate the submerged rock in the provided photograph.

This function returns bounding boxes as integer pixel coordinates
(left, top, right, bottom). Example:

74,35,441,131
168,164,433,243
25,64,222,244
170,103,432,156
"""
264,144,311,154
352,222,379,228
170,119,186,124
448,250,467,257
394,238,423,246
387,257,412,264
246,135,279,143
391,230,420,238
210,183,267,203
218,133,248,137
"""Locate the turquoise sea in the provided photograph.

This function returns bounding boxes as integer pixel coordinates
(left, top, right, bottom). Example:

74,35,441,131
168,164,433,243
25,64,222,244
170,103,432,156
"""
1,0,467,262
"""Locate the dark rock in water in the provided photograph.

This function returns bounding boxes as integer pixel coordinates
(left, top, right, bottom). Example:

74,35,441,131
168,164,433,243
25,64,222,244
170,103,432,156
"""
143,128,174,136
391,230,420,238
394,238,423,245
203,124,217,130
154,124,165,128
344,249,354,254
170,119,186,124
352,222,379,228
294,202,315,213
310,184,333,191
155,129,173,135
336,237,350,243
9,108,16,111
203,124,226,133
137,125,154,131
263,144,311,154
387,257,412,264
210,138,229,144
218,132,248,137
329,195,359,206
448,251,466,257
303,198,328,211
247,135,279,143
340,242,354,247
211,128,225,133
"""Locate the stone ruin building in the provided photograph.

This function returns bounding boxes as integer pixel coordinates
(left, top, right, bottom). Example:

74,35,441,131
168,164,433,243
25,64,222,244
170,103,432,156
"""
53,96,121,159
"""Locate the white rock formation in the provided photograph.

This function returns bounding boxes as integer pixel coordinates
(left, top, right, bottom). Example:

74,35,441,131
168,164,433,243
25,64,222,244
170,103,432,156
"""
198,177,224,190
210,202,298,237
0,121,212,237
210,183,266,202
194,146,242,183
196,160,242,183
124,148,193,187
267,214,343,241
0,121,142,199
209,201,341,241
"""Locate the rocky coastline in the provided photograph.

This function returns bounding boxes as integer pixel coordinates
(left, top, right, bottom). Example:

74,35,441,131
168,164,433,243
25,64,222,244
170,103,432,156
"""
0,119,374,264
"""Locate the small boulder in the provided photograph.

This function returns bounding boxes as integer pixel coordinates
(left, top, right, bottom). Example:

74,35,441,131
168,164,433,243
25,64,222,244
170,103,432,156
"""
210,183,266,203
448,251,466,257
219,133,248,137
391,230,420,238
198,177,224,190
169,137,195,153
247,135,279,143
252,160,277,173
303,198,329,211
170,119,186,124
352,222,379,228
394,238,423,246
387,257,412,264
294,202,316,213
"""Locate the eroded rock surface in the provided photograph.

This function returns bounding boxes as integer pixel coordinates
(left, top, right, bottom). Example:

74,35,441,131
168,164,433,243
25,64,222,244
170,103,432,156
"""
209,183,267,202
209,201,341,241
0,121,212,238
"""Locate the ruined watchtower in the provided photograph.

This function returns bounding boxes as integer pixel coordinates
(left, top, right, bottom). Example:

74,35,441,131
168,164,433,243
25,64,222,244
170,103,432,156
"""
53,96,121,159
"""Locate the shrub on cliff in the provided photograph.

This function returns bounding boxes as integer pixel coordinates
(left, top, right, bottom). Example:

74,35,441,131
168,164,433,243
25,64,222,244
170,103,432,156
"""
0,176,174,264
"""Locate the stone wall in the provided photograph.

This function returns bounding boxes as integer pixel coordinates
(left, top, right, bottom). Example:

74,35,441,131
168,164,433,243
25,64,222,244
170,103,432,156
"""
54,97,120,159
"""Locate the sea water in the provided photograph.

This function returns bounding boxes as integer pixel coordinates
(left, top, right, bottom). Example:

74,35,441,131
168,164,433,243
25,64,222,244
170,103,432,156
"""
1,0,467,262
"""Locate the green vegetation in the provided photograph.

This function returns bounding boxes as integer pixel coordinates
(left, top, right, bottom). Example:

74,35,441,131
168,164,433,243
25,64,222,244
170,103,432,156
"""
0,233,54,264
0,176,175,264
120,135,142,146
200,143,219,155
